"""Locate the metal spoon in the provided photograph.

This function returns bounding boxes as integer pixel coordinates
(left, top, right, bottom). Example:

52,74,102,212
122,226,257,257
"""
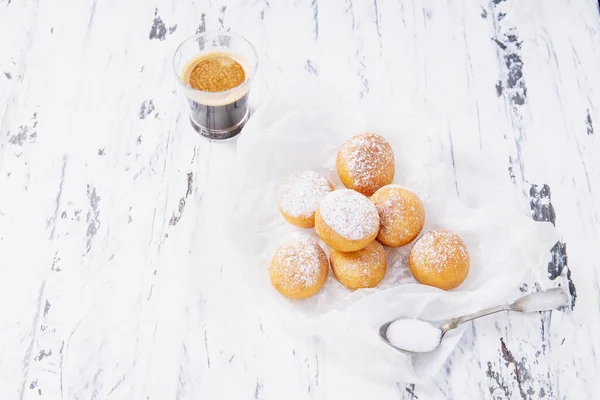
379,288,570,355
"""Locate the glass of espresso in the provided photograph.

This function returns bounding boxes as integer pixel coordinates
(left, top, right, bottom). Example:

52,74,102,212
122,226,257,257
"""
173,32,258,140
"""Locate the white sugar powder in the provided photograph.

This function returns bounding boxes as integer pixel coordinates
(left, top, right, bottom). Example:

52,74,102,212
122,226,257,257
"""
279,171,332,218
386,319,441,353
319,189,379,240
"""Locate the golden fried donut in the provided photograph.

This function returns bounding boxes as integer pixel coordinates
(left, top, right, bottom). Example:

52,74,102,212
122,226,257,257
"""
270,237,329,299
408,229,470,290
336,133,395,196
279,170,334,228
315,189,380,252
370,185,425,247
330,240,387,290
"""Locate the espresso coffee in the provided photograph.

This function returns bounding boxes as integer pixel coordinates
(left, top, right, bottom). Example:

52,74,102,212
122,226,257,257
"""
186,54,245,92
183,52,250,139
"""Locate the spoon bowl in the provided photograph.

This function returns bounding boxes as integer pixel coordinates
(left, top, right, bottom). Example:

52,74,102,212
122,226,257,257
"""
378,321,431,356
379,318,443,354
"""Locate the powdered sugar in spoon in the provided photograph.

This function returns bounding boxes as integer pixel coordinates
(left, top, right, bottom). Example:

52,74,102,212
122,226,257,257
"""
379,288,570,355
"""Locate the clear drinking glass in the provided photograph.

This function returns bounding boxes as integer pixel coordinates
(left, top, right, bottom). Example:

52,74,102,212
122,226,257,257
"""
173,32,258,140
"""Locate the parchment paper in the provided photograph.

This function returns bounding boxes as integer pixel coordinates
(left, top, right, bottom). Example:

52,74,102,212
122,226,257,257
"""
225,82,558,383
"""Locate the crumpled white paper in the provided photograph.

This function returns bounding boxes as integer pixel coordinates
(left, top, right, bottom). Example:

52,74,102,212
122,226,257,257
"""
226,82,558,383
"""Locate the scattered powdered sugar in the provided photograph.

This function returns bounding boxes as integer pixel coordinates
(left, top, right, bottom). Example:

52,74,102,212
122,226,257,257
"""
279,171,333,218
382,246,414,285
273,237,325,290
339,133,394,193
410,229,468,274
385,318,442,353
320,189,379,240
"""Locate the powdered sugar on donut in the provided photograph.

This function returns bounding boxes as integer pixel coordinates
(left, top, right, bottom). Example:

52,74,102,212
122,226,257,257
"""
320,189,379,240
378,197,421,237
273,237,326,290
331,242,386,287
339,133,394,192
410,229,469,274
279,171,333,218
374,185,425,238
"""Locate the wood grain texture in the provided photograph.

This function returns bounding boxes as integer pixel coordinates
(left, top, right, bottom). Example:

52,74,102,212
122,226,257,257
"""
0,0,598,399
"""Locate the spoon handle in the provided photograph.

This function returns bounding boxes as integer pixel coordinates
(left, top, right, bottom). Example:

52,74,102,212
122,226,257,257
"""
440,288,569,333
441,304,511,332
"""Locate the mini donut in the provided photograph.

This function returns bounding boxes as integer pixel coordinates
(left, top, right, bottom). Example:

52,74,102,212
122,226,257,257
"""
330,240,387,290
270,236,329,299
370,185,425,247
279,171,334,228
315,189,380,252
336,133,395,197
408,229,470,290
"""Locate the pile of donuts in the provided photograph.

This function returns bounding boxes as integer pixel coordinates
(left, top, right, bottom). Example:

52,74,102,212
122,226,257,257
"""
270,133,470,300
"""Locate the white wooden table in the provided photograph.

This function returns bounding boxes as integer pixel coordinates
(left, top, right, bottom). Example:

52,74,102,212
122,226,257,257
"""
1,0,599,398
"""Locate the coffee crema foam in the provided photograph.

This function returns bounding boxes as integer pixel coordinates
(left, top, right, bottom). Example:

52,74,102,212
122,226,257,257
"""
185,53,245,92
182,52,250,107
